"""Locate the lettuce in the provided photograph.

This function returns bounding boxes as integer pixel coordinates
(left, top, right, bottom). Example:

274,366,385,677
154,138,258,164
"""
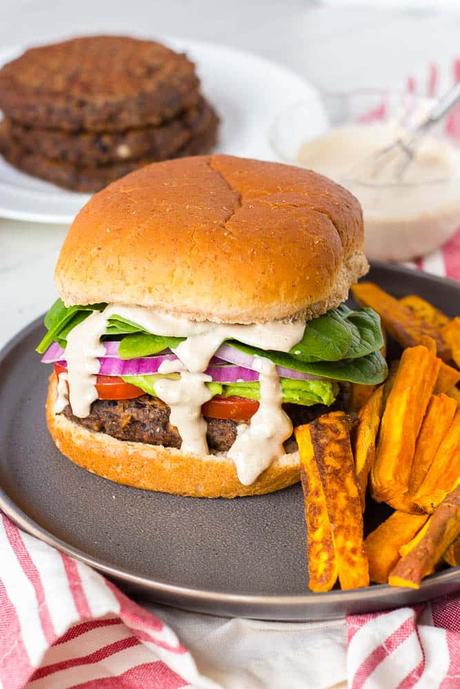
121,374,338,407
36,298,387,385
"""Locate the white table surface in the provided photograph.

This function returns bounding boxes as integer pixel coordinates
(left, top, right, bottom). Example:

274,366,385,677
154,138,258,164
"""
2,0,460,346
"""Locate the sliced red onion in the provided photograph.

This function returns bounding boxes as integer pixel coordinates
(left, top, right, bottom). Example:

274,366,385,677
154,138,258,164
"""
43,343,324,383
215,344,325,382
98,354,177,376
41,340,122,363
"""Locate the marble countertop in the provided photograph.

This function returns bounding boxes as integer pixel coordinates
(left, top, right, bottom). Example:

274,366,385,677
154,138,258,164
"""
2,0,460,348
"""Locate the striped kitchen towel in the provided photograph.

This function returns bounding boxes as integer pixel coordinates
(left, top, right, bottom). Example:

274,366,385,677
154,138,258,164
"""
2,509,460,689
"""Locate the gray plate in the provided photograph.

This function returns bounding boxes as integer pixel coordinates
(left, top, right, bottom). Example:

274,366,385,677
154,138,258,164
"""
0,262,459,621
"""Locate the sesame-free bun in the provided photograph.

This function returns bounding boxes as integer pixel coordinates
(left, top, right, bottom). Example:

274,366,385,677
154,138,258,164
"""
55,154,367,323
46,375,300,498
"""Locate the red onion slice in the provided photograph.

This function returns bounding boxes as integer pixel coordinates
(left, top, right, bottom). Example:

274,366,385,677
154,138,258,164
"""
41,340,122,363
215,344,325,382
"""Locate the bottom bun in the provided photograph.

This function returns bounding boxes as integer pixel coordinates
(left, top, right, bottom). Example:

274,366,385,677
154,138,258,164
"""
46,375,300,498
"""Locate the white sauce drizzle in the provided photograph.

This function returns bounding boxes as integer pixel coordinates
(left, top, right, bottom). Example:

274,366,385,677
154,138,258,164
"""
55,372,69,413
227,357,293,485
60,304,304,483
155,360,212,454
64,310,108,417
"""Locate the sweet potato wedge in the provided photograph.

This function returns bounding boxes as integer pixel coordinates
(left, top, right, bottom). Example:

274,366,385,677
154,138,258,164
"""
365,512,428,584
409,394,458,495
296,426,338,592
442,318,460,368
413,409,460,513
352,283,451,360
389,485,460,588
354,386,384,508
296,412,369,591
400,295,450,330
444,537,460,567
371,346,441,508
446,386,460,405
349,384,376,413
435,362,460,394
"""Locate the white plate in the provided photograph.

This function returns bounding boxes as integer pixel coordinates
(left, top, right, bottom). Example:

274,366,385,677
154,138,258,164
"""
0,37,320,224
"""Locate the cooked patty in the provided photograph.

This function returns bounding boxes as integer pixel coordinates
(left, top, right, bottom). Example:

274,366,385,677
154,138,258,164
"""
0,122,218,192
5,98,218,165
0,36,200,131
62,396,333,453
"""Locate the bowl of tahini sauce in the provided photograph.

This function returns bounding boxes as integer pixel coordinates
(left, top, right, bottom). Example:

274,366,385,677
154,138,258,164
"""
270,92,460,261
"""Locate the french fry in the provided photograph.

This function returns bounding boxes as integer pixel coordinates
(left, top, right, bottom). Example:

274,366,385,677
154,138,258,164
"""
419,335,437,354
371,346,441,508
349,384,376,413
446,386,460,405
400,295,450,330
354,386,384,508
409,394,457,495
296,412,369,591
435,362,460,394
389,485,460,588
365,511,428,584
442,318,460,368
444,537,460,567
296,426,338,592
413,409,460,513
352,283,451,360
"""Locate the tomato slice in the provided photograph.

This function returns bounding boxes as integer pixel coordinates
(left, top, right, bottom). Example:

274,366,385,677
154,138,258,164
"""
202,395,259,423
54,363,258,417
53,362,144,400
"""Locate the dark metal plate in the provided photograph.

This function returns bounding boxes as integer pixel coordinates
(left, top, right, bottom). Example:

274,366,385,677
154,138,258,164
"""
0,262,459,620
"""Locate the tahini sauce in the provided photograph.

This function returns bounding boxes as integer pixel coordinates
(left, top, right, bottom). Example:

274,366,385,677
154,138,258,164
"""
297,123,460,260
57,304,305,483
227,357,293,485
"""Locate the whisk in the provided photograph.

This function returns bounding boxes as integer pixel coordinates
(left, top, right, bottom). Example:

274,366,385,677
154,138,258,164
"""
366,82,460,180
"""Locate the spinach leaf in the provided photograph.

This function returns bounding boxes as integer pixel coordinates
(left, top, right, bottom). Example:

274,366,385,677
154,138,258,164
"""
289,305,383,362
37,300,97,353
118,333,184,359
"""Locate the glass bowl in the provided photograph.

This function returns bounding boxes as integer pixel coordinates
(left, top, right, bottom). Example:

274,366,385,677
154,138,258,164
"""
269,90,460,261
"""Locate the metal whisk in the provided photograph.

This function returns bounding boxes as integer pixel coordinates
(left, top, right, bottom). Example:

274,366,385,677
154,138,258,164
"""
367,82,460,180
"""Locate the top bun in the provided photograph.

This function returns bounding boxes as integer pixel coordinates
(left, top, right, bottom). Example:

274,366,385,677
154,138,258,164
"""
55,155,367,323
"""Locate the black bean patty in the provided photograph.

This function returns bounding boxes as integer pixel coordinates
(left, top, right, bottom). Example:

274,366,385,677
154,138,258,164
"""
62,396,334,453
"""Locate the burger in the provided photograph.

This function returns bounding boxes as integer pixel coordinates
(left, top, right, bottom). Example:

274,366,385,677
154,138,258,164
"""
37,154,387,498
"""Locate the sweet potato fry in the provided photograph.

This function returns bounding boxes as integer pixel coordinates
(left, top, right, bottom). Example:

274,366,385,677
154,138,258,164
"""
296,412,369,591
435,362,460,394
442,318,460,368
371,346,441,508
444,537,460,567
352,283,451,360
400,295,450,330
354,386,384,508
389,485,460,588
296,426,338,592
365,512,428,584
413,409,460,513
349,384,376,413
446,386,460,405
409,394,457,495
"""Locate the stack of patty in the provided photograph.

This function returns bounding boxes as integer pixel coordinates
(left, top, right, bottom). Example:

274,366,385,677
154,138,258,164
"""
0,35,219,192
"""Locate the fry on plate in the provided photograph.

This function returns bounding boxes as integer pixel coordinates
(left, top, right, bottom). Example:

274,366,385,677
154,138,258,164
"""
295,412,369,592
371,345,440,508
352,283,451,360
389,485,460,588
412,409,460,513
365,511,428,584
354,386,384,508
408,394,457,495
